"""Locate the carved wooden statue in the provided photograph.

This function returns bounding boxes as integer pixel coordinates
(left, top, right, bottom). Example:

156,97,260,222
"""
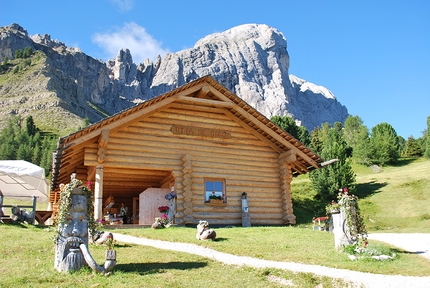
54,175,116,274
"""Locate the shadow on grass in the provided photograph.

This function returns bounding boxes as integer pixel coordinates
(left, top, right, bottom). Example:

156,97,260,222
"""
116,261,208,275
355,181,387,199
0,221,29,228
212,237,228,242
390,247,428,257
113,243,134,248
293,181,388,225
389,158,418,167
293,198,326,225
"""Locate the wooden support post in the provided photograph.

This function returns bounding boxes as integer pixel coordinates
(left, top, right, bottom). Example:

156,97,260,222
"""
94,165,104,221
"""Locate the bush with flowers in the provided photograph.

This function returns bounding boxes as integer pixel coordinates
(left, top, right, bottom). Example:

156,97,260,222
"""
156,206,170,226
328,188,368,252
325,200,340,214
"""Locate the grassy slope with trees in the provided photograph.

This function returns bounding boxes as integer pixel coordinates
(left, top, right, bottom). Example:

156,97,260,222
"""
292,158,430,232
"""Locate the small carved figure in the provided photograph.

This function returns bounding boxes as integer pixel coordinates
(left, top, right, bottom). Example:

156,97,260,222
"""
92,231,114,245
151,217,164,229
196,220,216,240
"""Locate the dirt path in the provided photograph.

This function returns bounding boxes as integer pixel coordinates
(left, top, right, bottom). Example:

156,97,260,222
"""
113,233,430,288
367,233,430,260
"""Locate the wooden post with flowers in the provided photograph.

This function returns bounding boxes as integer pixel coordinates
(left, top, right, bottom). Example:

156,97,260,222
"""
328,188,368,251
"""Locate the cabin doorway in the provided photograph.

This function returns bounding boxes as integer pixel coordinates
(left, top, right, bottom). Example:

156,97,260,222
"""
132,197,139,224
139,188,170,225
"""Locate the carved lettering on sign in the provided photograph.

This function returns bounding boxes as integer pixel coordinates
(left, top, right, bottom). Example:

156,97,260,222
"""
171,125,231,139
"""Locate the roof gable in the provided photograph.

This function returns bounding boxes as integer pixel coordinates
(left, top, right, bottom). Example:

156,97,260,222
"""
51,76,322,190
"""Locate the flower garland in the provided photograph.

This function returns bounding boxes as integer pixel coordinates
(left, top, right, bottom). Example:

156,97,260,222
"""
337,188,368,245
53,174,97,243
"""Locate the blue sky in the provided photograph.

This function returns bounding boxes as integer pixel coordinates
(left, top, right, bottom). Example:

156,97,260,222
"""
1,0,429,139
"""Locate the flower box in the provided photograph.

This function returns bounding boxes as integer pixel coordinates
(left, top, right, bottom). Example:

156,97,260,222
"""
209,199,224,204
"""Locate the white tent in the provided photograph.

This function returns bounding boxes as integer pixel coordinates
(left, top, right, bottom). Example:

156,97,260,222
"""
0,160,49,203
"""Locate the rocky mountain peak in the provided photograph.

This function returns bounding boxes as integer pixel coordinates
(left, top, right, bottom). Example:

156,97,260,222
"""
0,23,348,135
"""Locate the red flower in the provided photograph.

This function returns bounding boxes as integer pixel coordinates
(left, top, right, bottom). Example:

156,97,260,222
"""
158,206,169,213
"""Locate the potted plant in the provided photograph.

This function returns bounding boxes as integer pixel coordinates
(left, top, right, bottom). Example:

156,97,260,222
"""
209,192,224,203
325,200,340,214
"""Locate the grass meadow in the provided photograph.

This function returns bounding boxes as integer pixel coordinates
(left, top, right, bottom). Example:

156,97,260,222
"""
1,158,430,287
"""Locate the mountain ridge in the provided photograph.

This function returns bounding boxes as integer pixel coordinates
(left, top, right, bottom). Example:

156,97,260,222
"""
0,23,348,136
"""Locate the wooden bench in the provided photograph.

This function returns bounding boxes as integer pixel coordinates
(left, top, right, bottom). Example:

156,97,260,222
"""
35,210,53,225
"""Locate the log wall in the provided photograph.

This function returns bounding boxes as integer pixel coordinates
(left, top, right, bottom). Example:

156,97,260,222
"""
85,105,290,225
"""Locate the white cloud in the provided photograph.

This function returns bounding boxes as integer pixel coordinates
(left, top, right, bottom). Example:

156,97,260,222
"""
110,0,135,12
92,22,170,64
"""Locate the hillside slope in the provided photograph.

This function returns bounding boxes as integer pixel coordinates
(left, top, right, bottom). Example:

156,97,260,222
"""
291,158,430,232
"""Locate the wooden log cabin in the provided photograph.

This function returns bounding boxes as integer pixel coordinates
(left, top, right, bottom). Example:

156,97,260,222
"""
50,75,324,226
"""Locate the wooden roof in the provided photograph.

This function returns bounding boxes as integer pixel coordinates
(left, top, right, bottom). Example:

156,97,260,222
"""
51,75,323,192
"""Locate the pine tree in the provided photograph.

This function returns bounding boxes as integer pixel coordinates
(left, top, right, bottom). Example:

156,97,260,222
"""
369,123,400,165
404,136,423,157
343,115,371,164
271,115,310,145
425,116,430,159
25,116,38,136
309,127,356,202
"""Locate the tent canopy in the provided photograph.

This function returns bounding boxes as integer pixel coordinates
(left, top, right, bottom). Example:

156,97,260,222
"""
0,160,49,202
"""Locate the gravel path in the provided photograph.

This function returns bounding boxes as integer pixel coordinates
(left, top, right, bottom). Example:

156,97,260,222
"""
367,233,430,260
113,232,430,288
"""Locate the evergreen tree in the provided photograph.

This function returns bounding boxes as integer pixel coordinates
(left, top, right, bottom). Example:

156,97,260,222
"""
0,116,21,159
369,122,400,165
397,136,407,156
23,47,33,58
404,136,423,157
14,49,23,59
309,123,331,155
425,116,430,159
309,127,323,155
25,116,38,136
271,115,310,145
0,116,58,176
343,115,371,164
309,126,356,202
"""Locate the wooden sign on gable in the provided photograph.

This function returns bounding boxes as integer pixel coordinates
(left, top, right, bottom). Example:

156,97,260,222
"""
171,125,231,139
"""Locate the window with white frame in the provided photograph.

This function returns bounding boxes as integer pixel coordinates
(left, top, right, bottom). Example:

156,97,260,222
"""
205,179,225,202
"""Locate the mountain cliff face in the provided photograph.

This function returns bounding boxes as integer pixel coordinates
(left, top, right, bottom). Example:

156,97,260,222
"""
0,23,348,135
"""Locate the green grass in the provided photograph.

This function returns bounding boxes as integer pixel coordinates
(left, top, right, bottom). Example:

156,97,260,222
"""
292,157,430,232
0,224,350,288
2,158,430,286
355,158,430,232
114,225,430,276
